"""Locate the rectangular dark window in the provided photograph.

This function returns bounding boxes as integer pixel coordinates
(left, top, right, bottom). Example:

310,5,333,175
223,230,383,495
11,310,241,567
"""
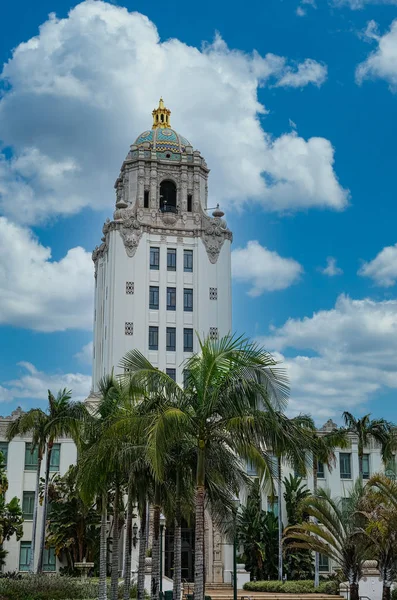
167,249,176,271
317,461,325,479
166,327,176,352
150,247,160,270
340,453,352,479
166,368,176,381
183,369,190,389
167,287,176,311
187,194,193,212
184,288,193,312
144,190,149,208
184,328,193,352
50,443,60,472
362,454,370,479
25,443,38,471
246,459,257,476
0,442,8,469
19,542,31,572
149,326,159,350
319,554,329,572
149,286,159,310
22,492,35,520
184,250,193,272
43,547,56,572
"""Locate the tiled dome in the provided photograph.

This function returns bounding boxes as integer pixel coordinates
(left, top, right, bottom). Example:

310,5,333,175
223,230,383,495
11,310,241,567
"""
134,128,192,153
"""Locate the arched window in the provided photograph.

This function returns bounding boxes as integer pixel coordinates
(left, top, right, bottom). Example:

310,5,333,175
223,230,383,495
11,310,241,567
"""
160,180,177,213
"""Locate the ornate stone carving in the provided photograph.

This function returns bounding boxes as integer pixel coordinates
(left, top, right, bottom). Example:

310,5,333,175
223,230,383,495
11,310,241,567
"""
201,216,232,264
120,211,143,257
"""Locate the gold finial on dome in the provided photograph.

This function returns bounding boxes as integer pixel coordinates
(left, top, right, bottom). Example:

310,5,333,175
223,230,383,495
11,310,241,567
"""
152,97,171,129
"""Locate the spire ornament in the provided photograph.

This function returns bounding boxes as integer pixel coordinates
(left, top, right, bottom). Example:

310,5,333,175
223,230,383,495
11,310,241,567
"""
152,97,171,129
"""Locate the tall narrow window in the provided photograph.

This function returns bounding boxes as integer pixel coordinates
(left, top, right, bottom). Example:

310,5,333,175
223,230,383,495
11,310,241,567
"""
166,327,176,352
339,453,352,479
362,454,370,479
319,554,329,572
184,328,193,352
167,249,176,271
149,286,159,310
0,442,8,469
183,369,191,389
50,444,60,472
184,250,193,273
19,542,31,572
149,326,159,350
246,460,257,476
43,547,56,572
160,180,177,212
166,368,176,381
184,288,193,312
317,461,325,479
267,496,278,517
187,194,193,212
144,190,150,208
25,443,38,471
150,247,160,270
167,287,176,311
22,492,35,520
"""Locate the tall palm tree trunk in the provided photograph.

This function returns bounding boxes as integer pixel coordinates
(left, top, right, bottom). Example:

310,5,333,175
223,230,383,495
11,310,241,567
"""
37,444,52,574
194,444,205,600
277,456,283,582
313,455,319,588
173,470,182,600
99,492,108,600
358,448,363,484
29,454,42,573
123,481,134,600
111,484,121,600
350,582,359,600
151,485,161,600
137,501,147,600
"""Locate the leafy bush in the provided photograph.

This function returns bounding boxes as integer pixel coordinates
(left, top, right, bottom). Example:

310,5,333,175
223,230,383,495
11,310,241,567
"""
0,574,138,600
243,579,339,595
391,589,397,600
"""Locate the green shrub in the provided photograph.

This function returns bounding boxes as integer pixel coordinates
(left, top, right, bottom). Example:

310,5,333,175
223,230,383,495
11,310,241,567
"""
0,574,138,600
391,588,397,600
243,579,339,595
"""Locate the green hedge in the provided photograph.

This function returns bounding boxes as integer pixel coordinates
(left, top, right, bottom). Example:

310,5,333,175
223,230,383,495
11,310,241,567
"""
243,579,339,595
0,574,137,600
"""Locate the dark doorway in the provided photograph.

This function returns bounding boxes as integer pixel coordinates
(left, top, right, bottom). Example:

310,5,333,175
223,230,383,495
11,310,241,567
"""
160,180,177,213
165,519,195,582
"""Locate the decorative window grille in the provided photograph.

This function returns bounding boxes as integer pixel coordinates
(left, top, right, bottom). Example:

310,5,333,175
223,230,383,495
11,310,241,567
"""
126,282,134,294
209,287,218,300
125,322,134,335
209,327,218,340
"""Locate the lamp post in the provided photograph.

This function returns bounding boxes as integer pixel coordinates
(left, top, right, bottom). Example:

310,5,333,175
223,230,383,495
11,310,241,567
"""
231,498,240,600
159,513,166,594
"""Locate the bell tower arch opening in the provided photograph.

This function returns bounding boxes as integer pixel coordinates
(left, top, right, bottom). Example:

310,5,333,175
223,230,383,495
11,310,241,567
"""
160,180,177,213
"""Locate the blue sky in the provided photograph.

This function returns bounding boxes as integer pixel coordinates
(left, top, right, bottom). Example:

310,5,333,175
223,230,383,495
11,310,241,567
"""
1,0,397,422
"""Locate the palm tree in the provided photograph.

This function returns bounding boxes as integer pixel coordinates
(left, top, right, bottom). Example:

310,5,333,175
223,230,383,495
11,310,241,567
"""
6,389,86,573
343,412,395,482
285,483,369,600
311,426,349,586
360,474,397,600
120,333,295,600
7,410,47,572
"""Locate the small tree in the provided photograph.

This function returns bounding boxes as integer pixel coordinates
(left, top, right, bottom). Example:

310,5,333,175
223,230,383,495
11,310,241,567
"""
283,475,313,580
0,454,24,565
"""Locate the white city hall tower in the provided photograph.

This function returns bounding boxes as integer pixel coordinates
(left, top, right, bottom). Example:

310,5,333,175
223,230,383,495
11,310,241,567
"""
91,99,232,391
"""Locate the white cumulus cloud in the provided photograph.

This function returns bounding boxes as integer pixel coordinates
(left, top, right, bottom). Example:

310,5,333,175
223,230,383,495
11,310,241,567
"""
320,256,343,276
334,0,397,8
0,0,346,225
2,362,91,406
74,341,93,365
359,243,397,286
356,20,397,89
0,217,94,331
260,294,397,419
232,240,303,296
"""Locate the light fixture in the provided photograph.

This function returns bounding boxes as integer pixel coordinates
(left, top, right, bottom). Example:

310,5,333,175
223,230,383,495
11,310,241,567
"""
132,523,138,548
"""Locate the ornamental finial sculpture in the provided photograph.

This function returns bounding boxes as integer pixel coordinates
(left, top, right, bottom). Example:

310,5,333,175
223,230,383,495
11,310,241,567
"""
152,97,171,129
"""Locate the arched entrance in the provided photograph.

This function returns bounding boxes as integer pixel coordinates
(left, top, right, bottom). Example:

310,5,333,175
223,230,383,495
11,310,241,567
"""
165,519,195,582
160,180,177,213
